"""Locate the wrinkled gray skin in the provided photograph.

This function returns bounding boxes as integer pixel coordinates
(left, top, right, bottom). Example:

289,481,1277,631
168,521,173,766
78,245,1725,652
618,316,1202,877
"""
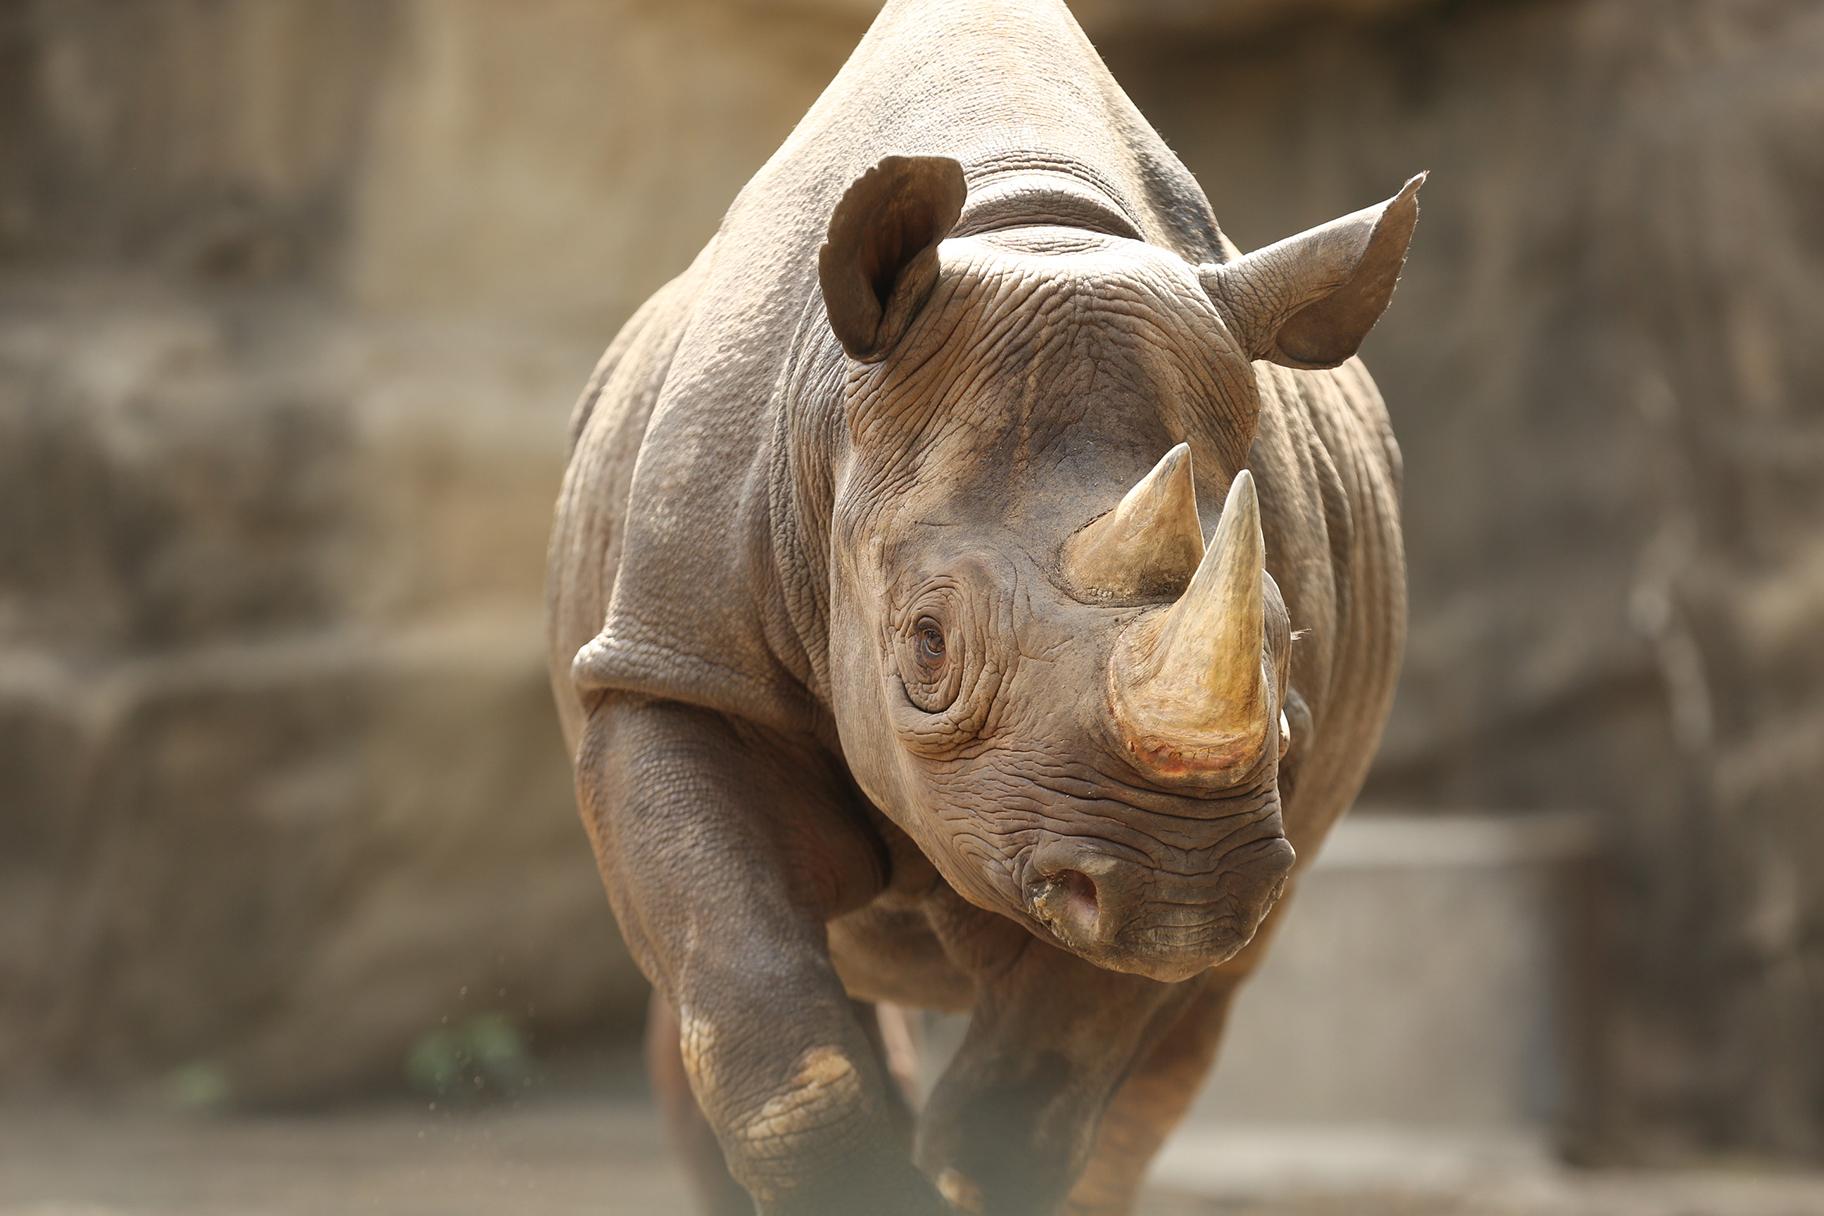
546,2,1414,1213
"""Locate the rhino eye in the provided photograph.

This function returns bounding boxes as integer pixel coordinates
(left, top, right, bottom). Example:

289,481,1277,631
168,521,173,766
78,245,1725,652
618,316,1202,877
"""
898,608,961,713
915,616,947,665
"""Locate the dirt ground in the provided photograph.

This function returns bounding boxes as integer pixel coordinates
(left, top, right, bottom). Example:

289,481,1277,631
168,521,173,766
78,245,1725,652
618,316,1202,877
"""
3,1097,1821,1216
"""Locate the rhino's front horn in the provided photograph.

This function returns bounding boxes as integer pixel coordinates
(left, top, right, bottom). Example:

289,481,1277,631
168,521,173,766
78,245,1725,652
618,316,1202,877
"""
1063,444,1204,601
1110,470,1272,780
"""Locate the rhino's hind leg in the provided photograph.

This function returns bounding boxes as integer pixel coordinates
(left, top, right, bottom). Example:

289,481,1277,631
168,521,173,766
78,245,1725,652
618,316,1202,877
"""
1060,976,1239,1216
647,990,754,1216
914,906,1191,1216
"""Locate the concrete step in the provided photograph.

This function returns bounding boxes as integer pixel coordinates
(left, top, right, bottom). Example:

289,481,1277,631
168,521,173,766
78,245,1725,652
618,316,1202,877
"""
1153,1123,1554,1199
1186,810,1598,1133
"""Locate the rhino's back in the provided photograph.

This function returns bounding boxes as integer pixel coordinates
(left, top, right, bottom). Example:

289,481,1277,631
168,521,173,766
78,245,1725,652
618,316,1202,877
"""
732,0,1227,287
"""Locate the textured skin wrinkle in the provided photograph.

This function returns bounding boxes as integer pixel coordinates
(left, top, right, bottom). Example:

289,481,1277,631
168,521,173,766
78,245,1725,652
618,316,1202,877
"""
545,0,1413,1211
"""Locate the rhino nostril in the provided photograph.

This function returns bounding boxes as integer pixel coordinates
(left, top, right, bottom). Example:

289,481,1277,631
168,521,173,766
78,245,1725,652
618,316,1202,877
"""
1054,868,1098,919
1057,864,1094,922
1027,865,1103,945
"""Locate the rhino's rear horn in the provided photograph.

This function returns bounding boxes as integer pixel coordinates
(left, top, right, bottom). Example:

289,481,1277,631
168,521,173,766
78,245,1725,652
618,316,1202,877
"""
818,155,967,361
1063,444,1205,601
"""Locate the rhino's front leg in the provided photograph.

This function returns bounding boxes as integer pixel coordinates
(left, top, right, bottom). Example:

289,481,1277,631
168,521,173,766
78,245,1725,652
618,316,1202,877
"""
914,896,1190,1216
574,696,949,1216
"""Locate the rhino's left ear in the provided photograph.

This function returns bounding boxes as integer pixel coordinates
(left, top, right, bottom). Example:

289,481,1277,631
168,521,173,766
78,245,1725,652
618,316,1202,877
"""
1200,172,1425,370
819,154,967,362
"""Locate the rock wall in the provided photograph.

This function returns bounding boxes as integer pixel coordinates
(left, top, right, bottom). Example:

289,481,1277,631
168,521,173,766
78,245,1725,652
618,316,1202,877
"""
0,278,625,1101
2,0,1818,1157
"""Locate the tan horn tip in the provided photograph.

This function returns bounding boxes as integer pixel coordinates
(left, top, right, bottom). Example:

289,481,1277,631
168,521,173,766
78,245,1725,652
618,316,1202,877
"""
1223,467,1259,523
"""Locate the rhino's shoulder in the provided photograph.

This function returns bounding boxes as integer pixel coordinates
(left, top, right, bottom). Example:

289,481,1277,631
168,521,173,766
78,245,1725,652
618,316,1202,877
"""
564,239,837,739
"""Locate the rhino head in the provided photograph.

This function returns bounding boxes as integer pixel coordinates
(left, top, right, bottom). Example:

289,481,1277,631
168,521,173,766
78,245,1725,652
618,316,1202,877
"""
818,155,1420,983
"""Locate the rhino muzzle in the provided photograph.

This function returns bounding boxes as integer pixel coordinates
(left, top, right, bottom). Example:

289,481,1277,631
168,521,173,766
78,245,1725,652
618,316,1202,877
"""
1020,832,1295,979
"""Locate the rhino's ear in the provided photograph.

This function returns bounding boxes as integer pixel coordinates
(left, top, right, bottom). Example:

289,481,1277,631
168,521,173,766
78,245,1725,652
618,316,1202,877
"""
819,155,967,362
1200,173,1425,370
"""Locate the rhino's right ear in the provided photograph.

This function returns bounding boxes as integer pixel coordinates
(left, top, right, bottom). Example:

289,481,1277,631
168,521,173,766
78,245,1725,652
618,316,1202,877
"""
819,155,967,362
1200,173,1425,370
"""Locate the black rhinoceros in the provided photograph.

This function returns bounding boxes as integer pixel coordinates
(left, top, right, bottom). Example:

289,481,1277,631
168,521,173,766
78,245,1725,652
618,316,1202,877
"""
546,1,1419,1212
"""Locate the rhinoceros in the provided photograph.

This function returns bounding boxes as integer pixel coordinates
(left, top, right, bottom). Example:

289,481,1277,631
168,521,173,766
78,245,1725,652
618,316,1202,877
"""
546,0,1418,1211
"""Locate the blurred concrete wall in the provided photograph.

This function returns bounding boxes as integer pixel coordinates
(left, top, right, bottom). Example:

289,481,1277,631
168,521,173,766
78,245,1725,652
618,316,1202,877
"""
2,0,1819,1159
